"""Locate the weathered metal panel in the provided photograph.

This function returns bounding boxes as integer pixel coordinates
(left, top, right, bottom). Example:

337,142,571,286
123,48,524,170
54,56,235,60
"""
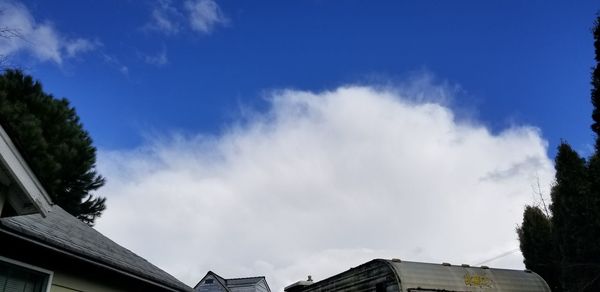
288,259,551,292
294,260,396,292
385,260,551,292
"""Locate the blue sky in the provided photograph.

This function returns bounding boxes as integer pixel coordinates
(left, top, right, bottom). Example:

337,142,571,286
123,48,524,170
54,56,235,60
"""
6,0,599,155
2,1,600,289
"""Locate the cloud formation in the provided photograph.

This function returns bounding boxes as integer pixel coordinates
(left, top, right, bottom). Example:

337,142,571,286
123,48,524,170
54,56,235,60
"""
142,47,169,66
184,0,228,34
95,83,554,291
147,0,182,35
146,0,228,36
0,0,98,64
101,54,129,76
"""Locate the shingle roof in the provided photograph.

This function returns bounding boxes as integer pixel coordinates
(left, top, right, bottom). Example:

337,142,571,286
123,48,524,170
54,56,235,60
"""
0,205,192,291
194,271,269,292
226,276,265,286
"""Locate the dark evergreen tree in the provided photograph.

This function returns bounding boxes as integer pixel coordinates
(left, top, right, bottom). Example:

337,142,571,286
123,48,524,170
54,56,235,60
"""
0,70,106,225
549,143,598,291
591,17,600,149
519,15,600,291
579,152,600,291
517,206,561,291
574,15,600,291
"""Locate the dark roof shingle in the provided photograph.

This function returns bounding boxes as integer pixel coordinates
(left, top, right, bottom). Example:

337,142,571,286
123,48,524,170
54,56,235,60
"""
0,206,192,291
226,276,265,286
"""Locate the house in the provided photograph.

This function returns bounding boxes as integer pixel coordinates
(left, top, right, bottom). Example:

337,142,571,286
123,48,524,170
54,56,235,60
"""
0,123,192,292
194,271,271,292
285,258,551,292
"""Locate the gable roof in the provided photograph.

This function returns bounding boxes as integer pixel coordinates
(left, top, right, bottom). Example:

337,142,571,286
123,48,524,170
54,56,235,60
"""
0,205,192,291
194,272,270,292
195,271,231,291
227,276,266,287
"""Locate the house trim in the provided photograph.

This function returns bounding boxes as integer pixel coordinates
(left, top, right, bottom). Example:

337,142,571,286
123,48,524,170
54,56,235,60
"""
0,125,52,217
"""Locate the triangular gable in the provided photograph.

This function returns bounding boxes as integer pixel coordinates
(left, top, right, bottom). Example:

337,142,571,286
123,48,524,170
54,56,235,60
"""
194,271,231,292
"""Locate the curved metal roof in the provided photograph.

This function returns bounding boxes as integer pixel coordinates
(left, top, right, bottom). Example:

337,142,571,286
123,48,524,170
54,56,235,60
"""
381,259,551,292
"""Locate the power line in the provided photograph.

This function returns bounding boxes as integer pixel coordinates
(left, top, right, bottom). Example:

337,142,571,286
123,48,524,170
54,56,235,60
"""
476,248,520,266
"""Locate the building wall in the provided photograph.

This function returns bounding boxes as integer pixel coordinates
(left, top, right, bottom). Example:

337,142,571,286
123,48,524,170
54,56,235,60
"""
227,279,269,292
49,267,133,292
229,286,256,292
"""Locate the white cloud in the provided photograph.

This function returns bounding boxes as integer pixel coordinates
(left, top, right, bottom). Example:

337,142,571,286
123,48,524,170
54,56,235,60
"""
102,53,129,76
146,0,227,36
146,0,182,35
0,0,97,64
119,65,129,75
143,48,168,66
95,82,554,291
65,38,100,58
184,0,228,34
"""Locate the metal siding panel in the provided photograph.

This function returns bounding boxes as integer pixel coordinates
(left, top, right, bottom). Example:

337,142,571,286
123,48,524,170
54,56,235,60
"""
297,261,396,292
288,260,551,292
388,261,551,292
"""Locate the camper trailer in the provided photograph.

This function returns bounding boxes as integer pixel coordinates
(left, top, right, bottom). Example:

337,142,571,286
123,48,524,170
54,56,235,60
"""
285,259,550,292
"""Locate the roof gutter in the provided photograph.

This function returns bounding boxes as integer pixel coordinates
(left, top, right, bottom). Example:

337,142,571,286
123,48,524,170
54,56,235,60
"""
0,227,189,292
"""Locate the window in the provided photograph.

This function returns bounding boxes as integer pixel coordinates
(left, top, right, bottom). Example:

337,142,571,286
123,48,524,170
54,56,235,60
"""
0,257,52,292
205,279,214,284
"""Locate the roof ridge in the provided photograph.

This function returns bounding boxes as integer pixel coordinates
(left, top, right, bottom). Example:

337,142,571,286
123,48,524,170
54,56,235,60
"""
226,275,265,280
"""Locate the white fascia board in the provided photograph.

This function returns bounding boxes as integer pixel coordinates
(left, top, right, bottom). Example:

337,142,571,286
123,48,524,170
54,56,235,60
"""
0,124,53,216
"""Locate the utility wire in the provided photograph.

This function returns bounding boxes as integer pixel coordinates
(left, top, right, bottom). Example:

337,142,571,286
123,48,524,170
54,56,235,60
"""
476,248,520,266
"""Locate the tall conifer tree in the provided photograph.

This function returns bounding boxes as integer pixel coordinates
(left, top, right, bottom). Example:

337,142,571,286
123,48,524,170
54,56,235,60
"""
0,70,106,225
519,15,600,291
575,15,600,291
550,143,596,291
591,17,600,147
517,206,561,291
